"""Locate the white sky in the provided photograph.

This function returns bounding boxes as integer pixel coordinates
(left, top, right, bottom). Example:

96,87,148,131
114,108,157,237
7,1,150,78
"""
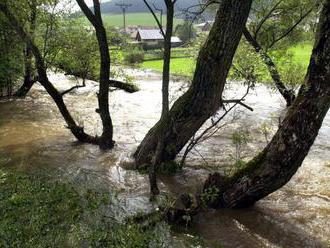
71,0,108,10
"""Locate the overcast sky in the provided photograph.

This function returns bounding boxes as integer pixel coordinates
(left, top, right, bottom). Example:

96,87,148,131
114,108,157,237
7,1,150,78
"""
71,0,96,11
72,0,110,9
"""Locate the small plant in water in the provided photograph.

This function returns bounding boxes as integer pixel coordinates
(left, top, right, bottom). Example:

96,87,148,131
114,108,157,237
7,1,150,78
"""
231,129,251,162
258,121,272,143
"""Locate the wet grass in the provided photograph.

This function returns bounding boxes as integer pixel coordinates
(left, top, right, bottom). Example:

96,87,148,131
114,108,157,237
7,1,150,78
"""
0,167,169,247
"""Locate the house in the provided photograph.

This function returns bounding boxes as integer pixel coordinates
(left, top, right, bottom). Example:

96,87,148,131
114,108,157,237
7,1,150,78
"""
195,21,214,32
135,29,182,50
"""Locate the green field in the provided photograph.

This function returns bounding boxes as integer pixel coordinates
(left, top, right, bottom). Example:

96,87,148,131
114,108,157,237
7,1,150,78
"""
142,57,196,77
287,43,313,68
100,13,182,27
141,43,313,78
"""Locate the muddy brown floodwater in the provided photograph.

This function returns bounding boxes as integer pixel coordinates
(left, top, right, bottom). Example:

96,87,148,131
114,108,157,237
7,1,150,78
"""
0,70,329,247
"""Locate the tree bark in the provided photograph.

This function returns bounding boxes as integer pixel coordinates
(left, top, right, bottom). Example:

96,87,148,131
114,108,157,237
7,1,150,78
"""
242,27,296,106
14,46,37,97
134,0,253,167
76,0,114,149
203,0,330,208
14,0,37,98
148,0,176,196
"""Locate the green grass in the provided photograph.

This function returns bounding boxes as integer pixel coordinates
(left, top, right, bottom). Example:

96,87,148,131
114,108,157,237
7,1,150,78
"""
80,13,182,27
141,57,196,77
287,43,313,68
0,168,168,247
141,43,313,78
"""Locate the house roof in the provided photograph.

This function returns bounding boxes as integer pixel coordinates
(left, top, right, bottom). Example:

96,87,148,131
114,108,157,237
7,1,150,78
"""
171,37,182,43
195,21,214,28
136,29,182,43
137,29,164,40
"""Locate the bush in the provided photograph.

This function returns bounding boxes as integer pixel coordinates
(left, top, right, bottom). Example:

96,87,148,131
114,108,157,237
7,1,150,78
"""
124,48,145,64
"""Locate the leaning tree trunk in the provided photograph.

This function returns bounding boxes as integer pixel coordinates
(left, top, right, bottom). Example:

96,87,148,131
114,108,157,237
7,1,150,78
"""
242,27,296,106
0,2,107,146
204,0,330,208
134,0,253,167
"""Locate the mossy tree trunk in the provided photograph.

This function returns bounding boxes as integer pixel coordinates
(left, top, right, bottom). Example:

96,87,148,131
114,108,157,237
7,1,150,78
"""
203,0,330,208
134,0,253,167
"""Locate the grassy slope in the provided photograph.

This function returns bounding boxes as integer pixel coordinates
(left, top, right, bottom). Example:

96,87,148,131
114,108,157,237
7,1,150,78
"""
102,13,182,27
141,43,313,77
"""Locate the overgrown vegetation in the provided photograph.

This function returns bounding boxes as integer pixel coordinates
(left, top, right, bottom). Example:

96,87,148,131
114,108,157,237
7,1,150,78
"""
0,17,23,97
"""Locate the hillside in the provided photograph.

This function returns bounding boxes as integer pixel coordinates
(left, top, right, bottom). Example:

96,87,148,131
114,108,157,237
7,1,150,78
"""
99,0,202,14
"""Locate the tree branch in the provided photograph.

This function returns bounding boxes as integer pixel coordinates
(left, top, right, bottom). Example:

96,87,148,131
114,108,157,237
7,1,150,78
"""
75,0,99,27
268,6,315,49
254,0,283,39
109,80,138,93
142,0,165,37
222,99,254,112
61,78,86,96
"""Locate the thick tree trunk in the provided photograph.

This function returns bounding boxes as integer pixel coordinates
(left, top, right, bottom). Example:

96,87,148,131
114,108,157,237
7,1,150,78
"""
204,0,330,208
134,0,253,167
242,27,296,106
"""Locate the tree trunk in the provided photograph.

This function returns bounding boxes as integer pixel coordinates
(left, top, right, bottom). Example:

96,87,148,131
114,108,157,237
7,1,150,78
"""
204,0,330,208
242,27,296,106
14,0,37,98
95,25,114,149
148,0,175,196
14,46,36,97
134,0,253,167
76,0,114,149
0,2,106,146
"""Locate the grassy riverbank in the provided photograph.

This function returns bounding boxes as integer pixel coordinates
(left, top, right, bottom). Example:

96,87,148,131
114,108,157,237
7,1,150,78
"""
0,167,168,247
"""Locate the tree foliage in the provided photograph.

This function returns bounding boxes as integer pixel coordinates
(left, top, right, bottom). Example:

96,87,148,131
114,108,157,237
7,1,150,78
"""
0,16,23,95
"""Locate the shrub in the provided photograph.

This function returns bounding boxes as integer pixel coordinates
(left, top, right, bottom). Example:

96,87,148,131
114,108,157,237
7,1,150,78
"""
124,48,145,64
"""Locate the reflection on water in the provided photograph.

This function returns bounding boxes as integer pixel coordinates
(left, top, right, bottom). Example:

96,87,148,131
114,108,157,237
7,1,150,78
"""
0,71,329,247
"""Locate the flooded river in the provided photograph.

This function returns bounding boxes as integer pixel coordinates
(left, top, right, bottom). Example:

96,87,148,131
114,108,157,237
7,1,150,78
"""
0,70,329,247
